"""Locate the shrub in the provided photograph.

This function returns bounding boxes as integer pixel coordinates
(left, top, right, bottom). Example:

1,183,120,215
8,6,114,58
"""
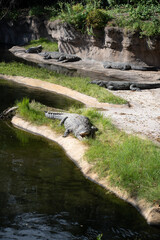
58,1,109,32
29,6,45,16
58,2,88,30
86,9,110,29
107,2,160,36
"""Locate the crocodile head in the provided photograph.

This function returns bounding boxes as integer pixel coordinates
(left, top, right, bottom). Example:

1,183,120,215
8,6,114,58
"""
79,130,90,138
79,126,98,138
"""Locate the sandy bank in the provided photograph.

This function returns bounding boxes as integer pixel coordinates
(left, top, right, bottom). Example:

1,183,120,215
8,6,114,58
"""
12,116,160,226
0,74,125,110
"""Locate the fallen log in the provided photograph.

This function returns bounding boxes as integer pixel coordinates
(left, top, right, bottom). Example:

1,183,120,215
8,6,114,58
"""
0,106,18,119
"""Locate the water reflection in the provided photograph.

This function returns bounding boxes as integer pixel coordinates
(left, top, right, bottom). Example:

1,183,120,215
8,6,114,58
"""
0,78,83,111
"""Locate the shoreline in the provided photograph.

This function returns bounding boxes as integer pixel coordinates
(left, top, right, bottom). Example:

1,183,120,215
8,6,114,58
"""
12,116,160,226
0,74,127,110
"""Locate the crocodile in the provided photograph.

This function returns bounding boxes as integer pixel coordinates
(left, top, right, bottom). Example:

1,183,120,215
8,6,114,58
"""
41,51,81,62
44,111,98,140
90,80,160,91
25,45,43,53
103,61,158,71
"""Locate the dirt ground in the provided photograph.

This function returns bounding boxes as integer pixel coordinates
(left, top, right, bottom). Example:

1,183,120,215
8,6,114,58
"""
102,88,160,143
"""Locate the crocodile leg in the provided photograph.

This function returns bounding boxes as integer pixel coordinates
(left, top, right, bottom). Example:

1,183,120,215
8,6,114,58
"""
60,116,68,125
107,84,114,90
75,134,83,141
130,84,141,91
63,129,71,137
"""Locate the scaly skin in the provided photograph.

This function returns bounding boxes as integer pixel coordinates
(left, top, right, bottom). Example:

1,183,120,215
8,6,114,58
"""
90,80,160,91
45,111,98,140
41,51,81,62
25,45,42,53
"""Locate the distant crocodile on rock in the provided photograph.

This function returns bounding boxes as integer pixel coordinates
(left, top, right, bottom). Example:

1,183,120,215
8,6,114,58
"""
44,111,98,140
25,45,43,53
90,80,160,91
103,61,158,71
40,51,81,63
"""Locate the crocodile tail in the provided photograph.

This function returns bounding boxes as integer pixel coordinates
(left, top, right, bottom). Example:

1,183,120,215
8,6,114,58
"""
44,111,64,119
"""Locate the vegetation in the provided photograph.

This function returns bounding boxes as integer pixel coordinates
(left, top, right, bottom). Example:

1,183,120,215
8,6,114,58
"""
0,61,126,104
58,1,111,32
25,38,58,52
1,0,159,36
17,98,160,203
107,2,160,37
56,0,160,36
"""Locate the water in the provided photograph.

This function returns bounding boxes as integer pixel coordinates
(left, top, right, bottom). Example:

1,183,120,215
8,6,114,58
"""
0,47,160,239
0,79,83,112
0,119,160,240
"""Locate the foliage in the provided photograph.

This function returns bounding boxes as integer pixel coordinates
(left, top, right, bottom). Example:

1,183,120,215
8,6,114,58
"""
25,38,58,52
107,0,159,6
17,99,160,203
16,98,47,125
56,0,160,36
1,0,159,36
58,1,111,32
86,9,111,29
0,61,126,105
107,2,160,36
58,2,88,30
0,9,19,20
29,6,45,16
17,99,65,132
97,233,103,240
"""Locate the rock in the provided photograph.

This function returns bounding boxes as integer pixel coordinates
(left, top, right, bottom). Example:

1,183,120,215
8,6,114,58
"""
147,207,160,225
1,16,159,69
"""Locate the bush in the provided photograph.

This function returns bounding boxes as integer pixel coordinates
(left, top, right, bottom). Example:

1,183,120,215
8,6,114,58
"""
58,3,88,30
86,9,110,29
108,2,160,36
58,2,112,33
29,6,45,16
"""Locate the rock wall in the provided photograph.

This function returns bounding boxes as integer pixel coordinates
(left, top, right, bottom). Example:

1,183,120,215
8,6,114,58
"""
47,20,160,69
0,17,49,46
0,17,160,68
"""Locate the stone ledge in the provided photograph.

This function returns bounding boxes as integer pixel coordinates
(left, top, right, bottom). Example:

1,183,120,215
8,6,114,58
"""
9,46,160,83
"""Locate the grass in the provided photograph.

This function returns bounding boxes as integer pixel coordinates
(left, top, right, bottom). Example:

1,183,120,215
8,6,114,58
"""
17,98,160,204
24,38,59,52
107,4,160,37
54,1,160,37
0,61,127,105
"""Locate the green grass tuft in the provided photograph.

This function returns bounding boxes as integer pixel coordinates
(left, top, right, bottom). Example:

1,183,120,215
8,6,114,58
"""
25,38,58,52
